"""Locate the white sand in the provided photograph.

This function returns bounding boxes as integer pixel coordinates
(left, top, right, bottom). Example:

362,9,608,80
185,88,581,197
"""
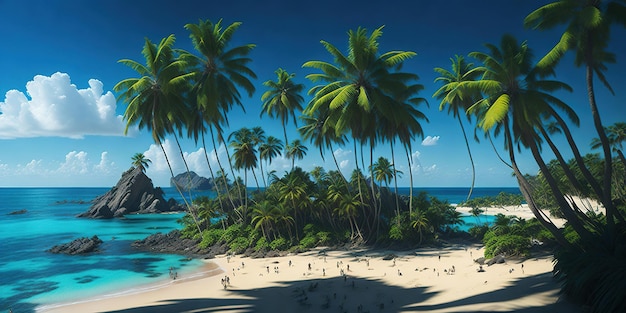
36,200,586,313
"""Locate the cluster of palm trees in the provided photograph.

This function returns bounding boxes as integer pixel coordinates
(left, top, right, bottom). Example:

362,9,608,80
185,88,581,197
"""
115,1,626,309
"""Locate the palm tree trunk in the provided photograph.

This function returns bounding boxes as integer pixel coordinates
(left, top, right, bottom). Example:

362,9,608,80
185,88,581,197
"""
585,46,616,230
209,125,238,210
404,145,414,216
330,142,351,194
390,140,401,227
173,133,195,203
457,116,476,201
201,131,225,210
524,131,593,239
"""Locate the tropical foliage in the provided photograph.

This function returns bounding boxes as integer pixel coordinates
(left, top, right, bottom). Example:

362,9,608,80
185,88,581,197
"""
113,7,626,310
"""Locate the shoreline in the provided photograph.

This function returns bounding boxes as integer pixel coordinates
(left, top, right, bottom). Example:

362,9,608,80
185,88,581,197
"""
36,245,579,313
34,199,585,313
35,261,223,312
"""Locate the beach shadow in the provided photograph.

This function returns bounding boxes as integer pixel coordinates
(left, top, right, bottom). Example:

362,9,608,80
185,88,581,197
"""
404,272,580,313
97,276,437,313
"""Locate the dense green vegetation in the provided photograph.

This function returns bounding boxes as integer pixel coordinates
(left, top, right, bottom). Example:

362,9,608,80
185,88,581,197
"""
116,1,626,311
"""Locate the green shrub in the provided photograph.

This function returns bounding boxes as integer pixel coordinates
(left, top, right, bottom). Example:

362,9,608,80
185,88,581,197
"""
299,235,318,249
228,237,249,254
484,234,529,258
222,223,244,243
316,231,332,245
255,237,269,252
199,228,225,248
468,225,489,240
270,237,289,251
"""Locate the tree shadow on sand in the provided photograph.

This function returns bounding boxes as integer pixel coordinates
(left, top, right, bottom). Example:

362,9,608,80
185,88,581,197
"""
94,271,578,313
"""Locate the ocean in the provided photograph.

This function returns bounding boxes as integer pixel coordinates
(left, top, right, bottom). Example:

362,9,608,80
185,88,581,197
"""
0,186,519,312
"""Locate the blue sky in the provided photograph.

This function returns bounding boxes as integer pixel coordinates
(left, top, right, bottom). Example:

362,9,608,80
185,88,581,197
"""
0,0,624,188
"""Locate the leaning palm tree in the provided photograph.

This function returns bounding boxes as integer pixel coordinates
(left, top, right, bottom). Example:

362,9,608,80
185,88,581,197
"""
285,139,308,170
114,35,201,233
466,34,589,244
434,55,481,202
131,153,151,172
524,0,626,229
261,68,305,147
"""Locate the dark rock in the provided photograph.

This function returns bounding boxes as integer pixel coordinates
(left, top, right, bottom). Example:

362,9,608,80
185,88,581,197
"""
132,230,210,257
487,254,506,266
474,257,486,265
8,209,28,215
48,236,103,255
170,171,214,190
78,167,181,218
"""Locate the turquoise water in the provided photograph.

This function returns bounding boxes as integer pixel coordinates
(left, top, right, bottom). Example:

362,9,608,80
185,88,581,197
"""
0,188,212,312
0,187,517,312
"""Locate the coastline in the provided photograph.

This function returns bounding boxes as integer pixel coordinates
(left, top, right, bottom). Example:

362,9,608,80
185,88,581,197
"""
31,195,592,313
36,245,578,313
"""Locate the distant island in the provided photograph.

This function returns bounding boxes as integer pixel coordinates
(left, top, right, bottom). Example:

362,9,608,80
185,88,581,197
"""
170,171,214,191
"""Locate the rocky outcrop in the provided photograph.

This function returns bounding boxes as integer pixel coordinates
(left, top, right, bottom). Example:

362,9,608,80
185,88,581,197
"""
48,236,103,255
170,171,214,190
132,230,217,257
78,167,181,218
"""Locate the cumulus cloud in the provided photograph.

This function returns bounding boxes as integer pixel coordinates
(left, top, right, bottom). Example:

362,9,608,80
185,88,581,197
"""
421,136,440,146
58,151,89,174
0,72,125,139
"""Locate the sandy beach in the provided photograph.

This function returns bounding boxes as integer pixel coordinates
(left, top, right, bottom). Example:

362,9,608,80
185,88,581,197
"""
36,203,582,313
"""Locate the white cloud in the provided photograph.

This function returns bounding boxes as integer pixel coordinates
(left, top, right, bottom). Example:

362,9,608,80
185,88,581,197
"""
421,136,440,146
339,159,350,169
94,152,115,174
0,72,125,139
58,151,89,174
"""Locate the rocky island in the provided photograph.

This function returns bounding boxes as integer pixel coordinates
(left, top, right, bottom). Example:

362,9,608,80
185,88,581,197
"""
78,167,181,218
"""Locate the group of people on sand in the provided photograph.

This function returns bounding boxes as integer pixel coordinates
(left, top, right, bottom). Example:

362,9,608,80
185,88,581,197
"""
220,275,231,289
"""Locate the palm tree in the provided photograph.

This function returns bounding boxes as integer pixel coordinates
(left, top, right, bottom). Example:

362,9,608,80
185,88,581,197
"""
470,207,484,224
114,35,200,233
467,34,590,244
229,127,258,219
180,18,257,214
411,210,430,245
131,153,151,172
285,139,308,170
259,136,284,187
592,122,626,167
434,55,481,202
261,68,305,146
251,200,277,240
303,25,420,211
250,126,266,190
524,0,626,229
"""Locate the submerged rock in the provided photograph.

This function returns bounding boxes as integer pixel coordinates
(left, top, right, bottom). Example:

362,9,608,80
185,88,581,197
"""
78,167,181,218
48,236,103,255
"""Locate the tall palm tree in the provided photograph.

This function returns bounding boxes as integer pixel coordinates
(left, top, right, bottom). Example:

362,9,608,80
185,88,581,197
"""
180,18,257,213
114,35,200,233
411,210,430,245
259,136,284,187
285,139,308,170
524,0,626,228
250,126,267,190
251,200,277,240
299,107,349,189
131,153,151,172
261,68,305,146
434,55,481,201
467,34,588,244
229,127,258,219
303,25,420,211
